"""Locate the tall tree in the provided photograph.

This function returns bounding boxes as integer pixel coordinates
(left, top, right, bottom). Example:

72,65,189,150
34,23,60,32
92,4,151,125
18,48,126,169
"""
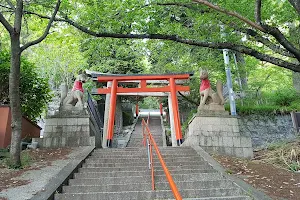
0,0,61,167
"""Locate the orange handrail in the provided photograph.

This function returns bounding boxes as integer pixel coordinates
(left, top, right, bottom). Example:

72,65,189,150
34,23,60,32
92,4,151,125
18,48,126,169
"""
142,118,182,200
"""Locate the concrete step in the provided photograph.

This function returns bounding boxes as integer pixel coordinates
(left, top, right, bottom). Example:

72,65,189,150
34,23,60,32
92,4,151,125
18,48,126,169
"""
63,180,234,192
68,173,223,185
80,164,212,172
55,188,243,200
74,169,216,178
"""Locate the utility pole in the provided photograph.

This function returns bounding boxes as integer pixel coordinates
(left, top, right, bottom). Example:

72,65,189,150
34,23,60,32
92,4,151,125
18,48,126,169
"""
223,49,237,116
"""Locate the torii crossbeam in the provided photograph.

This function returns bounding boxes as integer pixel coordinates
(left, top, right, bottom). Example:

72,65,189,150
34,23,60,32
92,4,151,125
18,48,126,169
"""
91,72,193,147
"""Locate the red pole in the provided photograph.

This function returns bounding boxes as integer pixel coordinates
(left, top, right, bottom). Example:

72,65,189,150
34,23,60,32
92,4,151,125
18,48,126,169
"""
159,102,163,116
169,78,183,146
135,103,139,117
106,79,118,147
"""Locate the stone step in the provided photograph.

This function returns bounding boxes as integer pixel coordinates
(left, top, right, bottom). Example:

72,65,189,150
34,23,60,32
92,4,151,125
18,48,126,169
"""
83,160,207,167
86,156,204,163
74,169,216,178
63,180,234,193
181,197,251,200
68,173,223,185
88,153,199,158
92,149,195,155
80,164,212,172
92,147,193,152
55,188,243,200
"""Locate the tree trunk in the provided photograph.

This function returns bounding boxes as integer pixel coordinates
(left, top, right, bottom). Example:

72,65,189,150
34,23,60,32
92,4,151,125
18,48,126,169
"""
293,72,300,92
9,33,22,167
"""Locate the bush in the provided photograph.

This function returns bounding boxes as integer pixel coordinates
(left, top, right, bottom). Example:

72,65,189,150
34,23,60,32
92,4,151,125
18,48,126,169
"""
0,51,51,121
267,88,299,106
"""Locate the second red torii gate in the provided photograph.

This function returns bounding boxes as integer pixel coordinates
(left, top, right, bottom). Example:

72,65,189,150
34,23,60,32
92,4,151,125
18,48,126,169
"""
94,73,193,147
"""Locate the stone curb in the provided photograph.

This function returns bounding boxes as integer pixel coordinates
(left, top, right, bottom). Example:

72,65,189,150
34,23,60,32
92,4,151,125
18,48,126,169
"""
124,116,140,147
30,146,95,200
190,145,273,200
160,115,167,147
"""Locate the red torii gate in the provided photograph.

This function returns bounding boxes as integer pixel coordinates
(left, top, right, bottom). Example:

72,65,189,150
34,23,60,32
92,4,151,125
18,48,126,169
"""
95,73,192,147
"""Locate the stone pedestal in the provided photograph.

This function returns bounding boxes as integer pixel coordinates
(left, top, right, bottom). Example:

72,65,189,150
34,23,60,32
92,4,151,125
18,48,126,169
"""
183,114,253,158
33,109,95,148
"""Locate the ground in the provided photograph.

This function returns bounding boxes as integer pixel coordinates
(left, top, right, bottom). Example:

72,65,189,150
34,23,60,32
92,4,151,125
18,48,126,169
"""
214,150,300,200
0,148,72,195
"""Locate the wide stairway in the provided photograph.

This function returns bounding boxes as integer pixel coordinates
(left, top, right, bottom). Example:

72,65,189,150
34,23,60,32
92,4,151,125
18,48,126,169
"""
55,117,251,200
55,149,251,199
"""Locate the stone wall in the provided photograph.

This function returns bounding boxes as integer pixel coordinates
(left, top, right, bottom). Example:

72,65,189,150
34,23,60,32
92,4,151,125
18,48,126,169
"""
238,114,298,149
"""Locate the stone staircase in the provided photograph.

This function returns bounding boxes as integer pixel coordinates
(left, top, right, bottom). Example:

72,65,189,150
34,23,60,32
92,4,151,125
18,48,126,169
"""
127,116,164,147
55,147,251,200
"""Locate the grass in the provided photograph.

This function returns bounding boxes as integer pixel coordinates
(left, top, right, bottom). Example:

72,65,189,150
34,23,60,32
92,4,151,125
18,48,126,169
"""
0,149,32,169
256,138,300,172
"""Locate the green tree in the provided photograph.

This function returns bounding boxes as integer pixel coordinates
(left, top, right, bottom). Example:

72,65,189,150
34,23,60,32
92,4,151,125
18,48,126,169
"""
0,0,61,167
0,51,51,121
47,0,299,72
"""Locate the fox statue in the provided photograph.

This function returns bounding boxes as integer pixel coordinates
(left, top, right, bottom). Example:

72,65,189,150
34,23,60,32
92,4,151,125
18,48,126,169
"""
60,70,89,110
199,69,225,106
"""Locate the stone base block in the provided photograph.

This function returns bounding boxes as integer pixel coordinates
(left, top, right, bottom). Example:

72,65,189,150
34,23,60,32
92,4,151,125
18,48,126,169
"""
184,115,253,158
39,113,95,148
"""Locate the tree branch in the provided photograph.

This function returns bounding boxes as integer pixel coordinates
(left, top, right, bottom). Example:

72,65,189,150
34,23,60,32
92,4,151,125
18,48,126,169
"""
236,27,295,58
288,0,300,16
21,0,61,52
192,0,265,32
156,2,209,13
22,10,300,72
262,24,300,61
178,91,199,106
5,0,15,10
193,0,300,63
0,12,13,33
13,0,23,33
255,0,262,24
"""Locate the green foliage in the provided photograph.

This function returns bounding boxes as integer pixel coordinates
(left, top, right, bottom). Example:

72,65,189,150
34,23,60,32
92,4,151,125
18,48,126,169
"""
0,51,51,121
267,89,299,106
81,38,145,74
27,27,87,89
139,97,160,109
289,162,300,172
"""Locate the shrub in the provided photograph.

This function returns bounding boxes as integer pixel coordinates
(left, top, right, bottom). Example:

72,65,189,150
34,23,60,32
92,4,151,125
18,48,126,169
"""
0,51,51,121
267,88,299,106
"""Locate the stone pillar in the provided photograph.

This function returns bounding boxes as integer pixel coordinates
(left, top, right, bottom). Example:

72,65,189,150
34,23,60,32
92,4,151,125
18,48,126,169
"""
102,81,111,148
168,94,177,147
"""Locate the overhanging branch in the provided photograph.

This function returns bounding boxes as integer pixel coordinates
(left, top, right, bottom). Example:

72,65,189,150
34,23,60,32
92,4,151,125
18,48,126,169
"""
193,0,300,62
21,0,61,51
22,9,300,72
0,12,13,33
236,27,295,58
255,0,262,24
192,0,265,32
